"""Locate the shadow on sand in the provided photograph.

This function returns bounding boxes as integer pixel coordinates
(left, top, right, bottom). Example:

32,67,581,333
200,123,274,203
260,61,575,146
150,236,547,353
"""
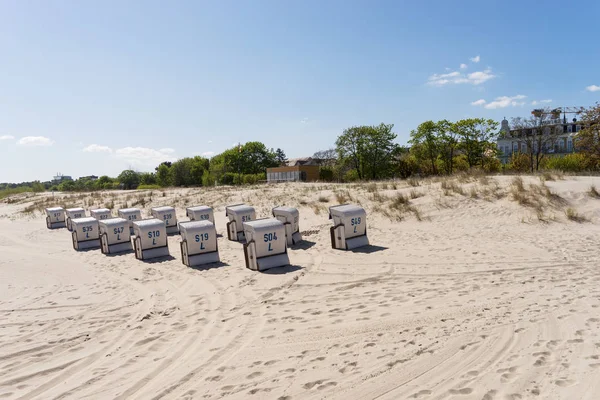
188,261,230,272
349,245,388,254
261,265,303,275
290,240,316,251
138,255,177,263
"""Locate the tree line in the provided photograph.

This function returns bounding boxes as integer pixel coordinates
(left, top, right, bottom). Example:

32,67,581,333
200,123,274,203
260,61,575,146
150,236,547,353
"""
3,103,599,193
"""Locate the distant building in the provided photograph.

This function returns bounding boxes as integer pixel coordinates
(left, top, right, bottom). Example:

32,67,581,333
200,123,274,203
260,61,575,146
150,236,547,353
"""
496,116,582,164
285,157,319,167
267,157,320,183
80,175,98,181
52,173,73,184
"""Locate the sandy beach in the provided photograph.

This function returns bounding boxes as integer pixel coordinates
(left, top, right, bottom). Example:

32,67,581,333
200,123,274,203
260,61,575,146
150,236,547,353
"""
1,175,600,400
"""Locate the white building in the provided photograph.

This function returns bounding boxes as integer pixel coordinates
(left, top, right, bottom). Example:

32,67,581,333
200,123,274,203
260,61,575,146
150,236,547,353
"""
496,117,582,164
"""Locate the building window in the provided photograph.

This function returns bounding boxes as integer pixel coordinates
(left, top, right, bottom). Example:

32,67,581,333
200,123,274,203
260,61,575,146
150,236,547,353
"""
567,125,573,133
567,139,573,151
521,143,526,152
576,125,581,132
513,143,518,152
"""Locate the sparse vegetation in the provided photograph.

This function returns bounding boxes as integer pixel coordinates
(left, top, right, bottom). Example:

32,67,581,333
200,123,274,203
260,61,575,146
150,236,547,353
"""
407,178,420,187
565,208,588,223
409,189,423,199
318,195,330,203
441,179,465,195
589,185,600,199
366,183,378,193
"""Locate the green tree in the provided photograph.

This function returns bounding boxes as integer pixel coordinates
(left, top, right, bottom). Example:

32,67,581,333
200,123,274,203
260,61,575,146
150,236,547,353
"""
156,163,172,187
437,120,458,175
169,158,193,186
454,119,480,168
208,142,278,184
361,123,398,179
275,148,288,166
117,170,140,190
31,181,45,192
336,125,368,179
409,121,440,175
139,172,157,185
95,175,114,190
190,156,210,185
476,119,500,169
58,180,75,192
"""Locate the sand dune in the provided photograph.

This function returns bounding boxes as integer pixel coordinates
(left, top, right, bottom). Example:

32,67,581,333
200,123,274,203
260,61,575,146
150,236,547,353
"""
2,175,600,399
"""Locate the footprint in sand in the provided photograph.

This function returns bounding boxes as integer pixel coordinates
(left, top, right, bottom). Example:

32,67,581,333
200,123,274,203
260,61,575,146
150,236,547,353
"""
303,380,325,390
555,379,576,387
449,388,473,395
481,390,497,400
246,371,263,379
410,389,432,398
317,382,337,390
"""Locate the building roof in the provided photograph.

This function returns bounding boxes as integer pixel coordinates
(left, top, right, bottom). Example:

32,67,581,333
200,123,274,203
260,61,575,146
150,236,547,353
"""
287,157,318,166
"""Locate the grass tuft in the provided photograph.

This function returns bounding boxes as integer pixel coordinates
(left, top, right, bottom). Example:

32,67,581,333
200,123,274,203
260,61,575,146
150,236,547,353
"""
565,208,588,223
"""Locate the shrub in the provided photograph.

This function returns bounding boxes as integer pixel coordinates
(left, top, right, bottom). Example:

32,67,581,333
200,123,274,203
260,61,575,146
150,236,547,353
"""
318,195,329,203
410,189,423,199
390,193,409,208
511,176,525,192
137,184,161,190
544,153,588,172
335,191,349,204
565,208,588,222
483,157,502,173
589,185,600,199
393,159,412,178
344,170,360,182
452,155,470,172
407,178,420,187
507,153,531,173
319,167,334,182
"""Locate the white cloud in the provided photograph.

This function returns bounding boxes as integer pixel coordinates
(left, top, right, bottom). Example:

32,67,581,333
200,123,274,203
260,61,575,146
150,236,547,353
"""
540,99,552,103
114,147,177,167
208,140,213,144
466,69,495,85
586,85,600,92
83,144,112,153
17,136,54,146
531,101,538,106
474,95,527,109
427,68,495,86
460,63,468,69
301,117,309,124
471,99,486,106
470,55,481,63
201,151,215,157
0,135,14,140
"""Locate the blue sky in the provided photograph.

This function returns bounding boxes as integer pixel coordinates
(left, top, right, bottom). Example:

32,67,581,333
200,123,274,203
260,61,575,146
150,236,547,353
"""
1,0,599,182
